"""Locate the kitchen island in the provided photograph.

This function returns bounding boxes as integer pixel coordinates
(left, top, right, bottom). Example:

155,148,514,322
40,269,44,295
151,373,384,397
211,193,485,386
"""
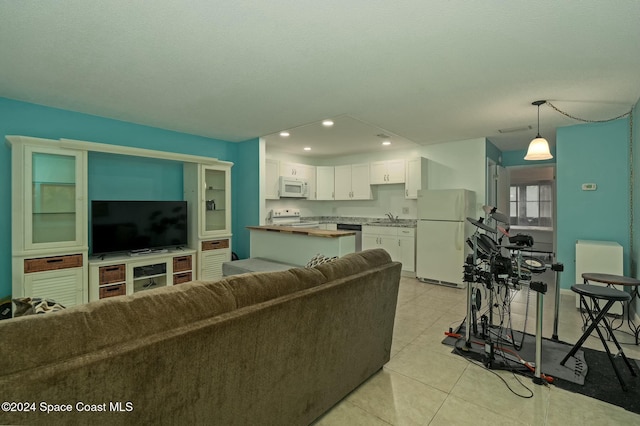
247,225,357,266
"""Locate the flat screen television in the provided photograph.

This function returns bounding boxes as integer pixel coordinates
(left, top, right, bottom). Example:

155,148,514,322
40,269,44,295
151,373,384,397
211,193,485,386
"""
91,200,188,255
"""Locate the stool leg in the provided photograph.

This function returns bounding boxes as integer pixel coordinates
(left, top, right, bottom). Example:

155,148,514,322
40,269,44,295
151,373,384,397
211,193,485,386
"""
591,298,636,376
580,299,634,391
561,296,607,365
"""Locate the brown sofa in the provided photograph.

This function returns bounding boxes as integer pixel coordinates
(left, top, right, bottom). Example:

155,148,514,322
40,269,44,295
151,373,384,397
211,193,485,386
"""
0,249,401,425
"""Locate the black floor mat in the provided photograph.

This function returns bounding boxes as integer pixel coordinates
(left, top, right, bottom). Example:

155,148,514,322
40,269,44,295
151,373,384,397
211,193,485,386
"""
443,324,640,414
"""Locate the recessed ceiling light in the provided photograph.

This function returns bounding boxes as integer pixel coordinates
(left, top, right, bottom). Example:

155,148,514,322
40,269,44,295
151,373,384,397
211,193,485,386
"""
382,141,391,146
303,147,311,151
322,120,334,127
280,131,290,137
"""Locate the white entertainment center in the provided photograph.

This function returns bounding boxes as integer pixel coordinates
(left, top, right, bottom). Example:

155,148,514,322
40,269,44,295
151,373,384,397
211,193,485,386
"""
7,135,233,309
88,249,197,301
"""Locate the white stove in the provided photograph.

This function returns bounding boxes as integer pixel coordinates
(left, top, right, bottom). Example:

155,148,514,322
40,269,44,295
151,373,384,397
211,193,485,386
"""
269,208,319,228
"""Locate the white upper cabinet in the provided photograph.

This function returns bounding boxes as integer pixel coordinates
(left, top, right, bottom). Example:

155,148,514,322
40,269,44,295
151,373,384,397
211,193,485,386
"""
184,163,232,240
279,161,316,199
265,159,280,199
9,137,87,254
351,163,372,199
280,161,313,179
405,157,428,199
334,165,352,200
316,166,335,200
335,163,371,200
370,160,406,184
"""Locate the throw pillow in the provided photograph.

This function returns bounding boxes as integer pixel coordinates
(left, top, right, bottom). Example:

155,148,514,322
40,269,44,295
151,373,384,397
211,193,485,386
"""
12,297,66,317
306,253,338,268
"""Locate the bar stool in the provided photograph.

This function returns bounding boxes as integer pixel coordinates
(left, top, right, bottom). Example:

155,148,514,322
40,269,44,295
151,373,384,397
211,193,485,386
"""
560,284,637,391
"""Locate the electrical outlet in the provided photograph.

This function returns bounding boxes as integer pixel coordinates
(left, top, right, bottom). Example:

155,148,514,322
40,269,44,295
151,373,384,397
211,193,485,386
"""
402,207,409,214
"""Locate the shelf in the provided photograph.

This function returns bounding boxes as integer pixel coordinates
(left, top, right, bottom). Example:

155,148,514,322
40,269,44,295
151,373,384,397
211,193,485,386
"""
134,278,167,292
133,273,166,281
33,181,75,185
33,211,76,215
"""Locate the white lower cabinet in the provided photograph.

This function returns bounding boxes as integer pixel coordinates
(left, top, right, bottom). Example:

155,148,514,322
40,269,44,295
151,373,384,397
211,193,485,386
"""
23,262,86,308
362,226,415,272
16,253,87,308
199,238,231,280
398,228,416,272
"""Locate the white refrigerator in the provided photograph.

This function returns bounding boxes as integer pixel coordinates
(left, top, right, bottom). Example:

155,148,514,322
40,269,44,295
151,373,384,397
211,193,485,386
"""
416,189,476,288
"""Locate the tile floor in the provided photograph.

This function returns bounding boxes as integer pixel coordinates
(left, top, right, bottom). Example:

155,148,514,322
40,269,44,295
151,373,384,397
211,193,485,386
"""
314,272,640,425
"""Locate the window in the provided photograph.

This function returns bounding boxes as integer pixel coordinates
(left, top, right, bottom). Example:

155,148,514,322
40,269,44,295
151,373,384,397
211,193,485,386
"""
510,183,553,227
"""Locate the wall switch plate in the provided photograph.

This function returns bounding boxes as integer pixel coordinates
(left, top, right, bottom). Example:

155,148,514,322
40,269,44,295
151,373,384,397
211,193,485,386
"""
581,183,597,191
402,207,409,214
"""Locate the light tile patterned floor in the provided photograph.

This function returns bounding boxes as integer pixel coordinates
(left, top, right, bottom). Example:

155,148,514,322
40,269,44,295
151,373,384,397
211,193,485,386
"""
314,273,640,425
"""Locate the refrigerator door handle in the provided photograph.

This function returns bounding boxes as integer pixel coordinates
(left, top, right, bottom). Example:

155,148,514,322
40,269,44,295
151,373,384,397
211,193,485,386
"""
454,223,462,251
455,194,462,221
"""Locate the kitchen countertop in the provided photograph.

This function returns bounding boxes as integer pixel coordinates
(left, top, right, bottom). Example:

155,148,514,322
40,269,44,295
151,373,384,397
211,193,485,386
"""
360,221,416,228
302,216,417,228
247,225,356,237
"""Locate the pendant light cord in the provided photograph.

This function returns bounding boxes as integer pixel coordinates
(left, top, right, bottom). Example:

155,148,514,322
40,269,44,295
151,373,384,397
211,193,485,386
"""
544,100,636,271
546,101,632,123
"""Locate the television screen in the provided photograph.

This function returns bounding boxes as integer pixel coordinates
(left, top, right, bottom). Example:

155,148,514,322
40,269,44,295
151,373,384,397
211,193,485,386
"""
91,200,188,255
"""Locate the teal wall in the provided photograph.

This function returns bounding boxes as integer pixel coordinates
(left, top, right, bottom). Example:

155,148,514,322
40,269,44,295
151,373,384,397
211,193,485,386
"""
485,139,503,165
502,147,556,167
0,97,261,298
556,118,631,289
89,153,184,201
231,138,261,259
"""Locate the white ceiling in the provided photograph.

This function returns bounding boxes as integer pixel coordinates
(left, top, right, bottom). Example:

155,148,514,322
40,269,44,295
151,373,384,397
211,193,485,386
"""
1,1,639,157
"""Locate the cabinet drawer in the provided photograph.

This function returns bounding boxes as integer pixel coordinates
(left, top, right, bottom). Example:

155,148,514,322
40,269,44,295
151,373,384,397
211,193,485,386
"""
24,254,83,273
202,239,230,251
173,272,192,285
173,255,192,272
98,264,126,285
398,228,415,238
362,226,398,237
99,283,126,299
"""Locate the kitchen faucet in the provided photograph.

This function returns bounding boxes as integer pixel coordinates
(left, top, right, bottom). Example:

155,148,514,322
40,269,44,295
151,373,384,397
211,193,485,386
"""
386,212,398,222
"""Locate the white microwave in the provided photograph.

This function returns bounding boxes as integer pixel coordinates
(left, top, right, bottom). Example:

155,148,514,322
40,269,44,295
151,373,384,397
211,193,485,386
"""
279,176,308,198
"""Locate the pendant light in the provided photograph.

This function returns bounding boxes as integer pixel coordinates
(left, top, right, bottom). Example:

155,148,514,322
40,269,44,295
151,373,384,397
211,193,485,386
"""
524,100,553,160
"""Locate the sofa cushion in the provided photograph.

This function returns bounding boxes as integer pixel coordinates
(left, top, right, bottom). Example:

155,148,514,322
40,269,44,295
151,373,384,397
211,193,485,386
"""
222,257,297,276
221,265,327,309
313,248,392,281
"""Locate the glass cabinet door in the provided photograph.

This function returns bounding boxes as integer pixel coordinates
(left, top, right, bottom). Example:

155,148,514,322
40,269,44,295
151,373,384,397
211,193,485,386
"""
26,147,84,249
202,167,228,234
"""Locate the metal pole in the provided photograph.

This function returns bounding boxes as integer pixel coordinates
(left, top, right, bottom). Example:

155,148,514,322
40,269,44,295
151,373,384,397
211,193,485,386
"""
551,263,564,341
530,280,548,385
534,291,543,383
465,280,473,347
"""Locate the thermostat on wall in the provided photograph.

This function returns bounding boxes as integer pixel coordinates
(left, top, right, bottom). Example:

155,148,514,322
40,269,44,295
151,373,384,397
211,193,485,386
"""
582,183,597,191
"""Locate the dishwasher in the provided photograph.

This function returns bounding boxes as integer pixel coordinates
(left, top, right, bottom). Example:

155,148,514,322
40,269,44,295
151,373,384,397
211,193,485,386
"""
336,223,362,252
